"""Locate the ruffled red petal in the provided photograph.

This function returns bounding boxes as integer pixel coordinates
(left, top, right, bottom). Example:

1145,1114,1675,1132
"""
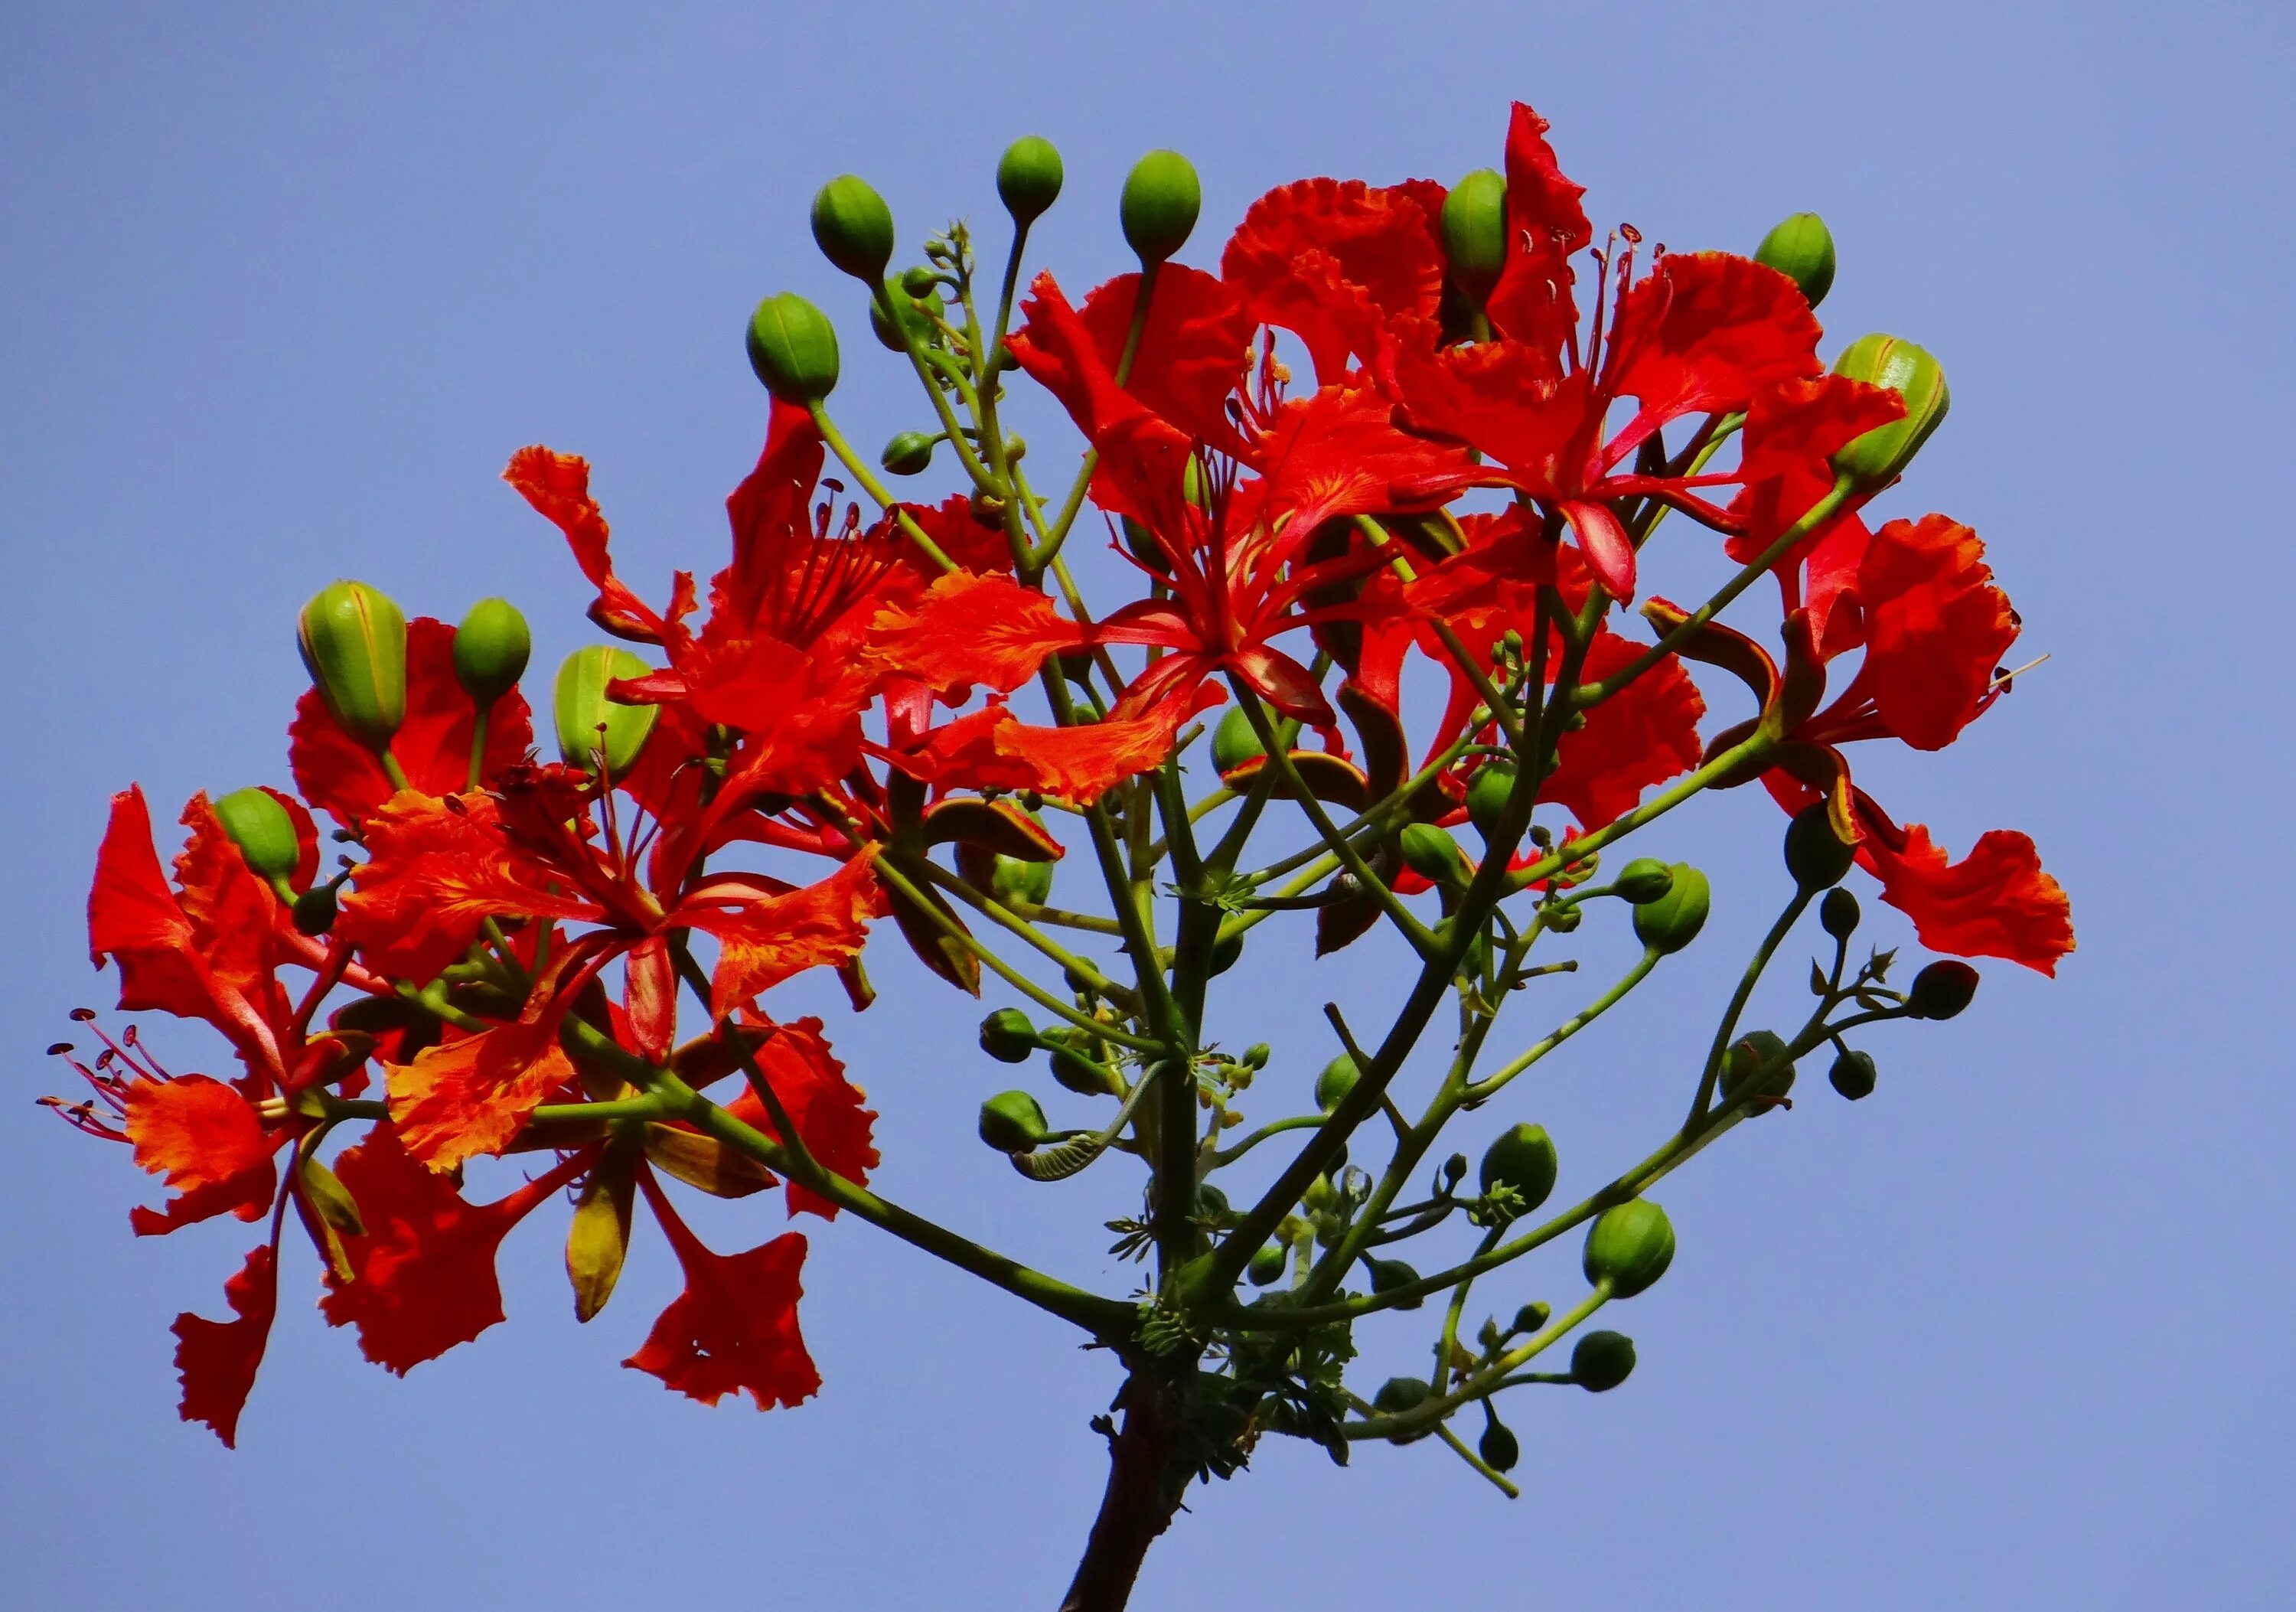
625,1172,818,1410
1482,103,1590,371
1610,252,1823,440
1238,385,1474,540
385,1007,580,1171
1855,515,2018,751
866,570,1087,697
683,853,886,1020
1542,632,1707,829
721,1017,879,1219
1075,266,1257,453
504,446,667,643
123,1074,278,1235
171,1243,278,1447
907,696,1200,802
1857,816,2074,974
1221,177,1444,384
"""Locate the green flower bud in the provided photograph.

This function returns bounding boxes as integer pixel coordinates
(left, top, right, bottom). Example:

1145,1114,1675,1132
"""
1571,1330,1636,1392
899,264,940,298
298,581,406,751
1315,1053,1361,1113
1195,1183,1231,1220
870,288,940,353
553,646,659,777
1582,1199,1676,1298
1784,802,1858,890
1829,1048,1877,1100
1399,822,1466,886
1047,1045,1114,1096
1442,168,1509,304
990,853,1054,909
1208,932,1243,976
997,135,1065,226
1246,1242,1289,1287
1241,1042,1270,1070
810,175,895,282
747,292,840,403
1753,211,1837,308
978,1008,1037,1065
1632,863,1711,954
1907,960,1979,1020
1613,857,1675,905
1720,1029,1797,1106
1479,1420,1521,1473
452,597,530,708
1120,149,1200,264
1366,1256,1424,1309
1465,759,1516,841
1479,1123,1558,1213
1831,334,1949,490
1820,886,1861,940
977,1089,1049,1152
214,787,299,887
1512,1300,1551,1336
1372,1375,1430,1416
1210,705,1267,775
881,432,936,476
292,882,338,937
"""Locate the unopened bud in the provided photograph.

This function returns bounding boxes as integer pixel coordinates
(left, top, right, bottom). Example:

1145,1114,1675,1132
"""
1613,857,1675,904
452,597,530,708
881,432,936,476
1820,886,1861,939
1047,1045,1114,1096
1442,168,1509,304
1754,211,1837,308
1399,822,1466,886
1907,960,1979,1020
977,1089,1049,1152
1479,1122,1558,1214
1571,1330,1636,1392
1120,150,1201,264
977,1008,1037,1064
1315,1053,1360,1113
292,882,338,936
1582,1199,1675,1298
997,135,1065,226
1479,1420,1521,1473
298,581,406,751
1720,1029,1797,1106
1829,1048,1878,1100
1210,706,1267,775
1831,334,1949,490
1465,759,1516,842
1785,802,1857,890
1512,1300,1551,1336
810,175,895,282
1372,1375,1431,1415
553,646,659,777
1246,1242,1289,1287
1365,1256,1423,1309
747,292,841,403
214,787,299,888
1632,863,1711,954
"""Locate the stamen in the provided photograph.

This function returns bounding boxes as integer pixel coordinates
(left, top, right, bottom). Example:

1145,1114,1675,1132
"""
1989,653,2050,693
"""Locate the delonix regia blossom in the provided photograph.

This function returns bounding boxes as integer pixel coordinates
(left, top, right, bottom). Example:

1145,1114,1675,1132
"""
38,101,2072,1611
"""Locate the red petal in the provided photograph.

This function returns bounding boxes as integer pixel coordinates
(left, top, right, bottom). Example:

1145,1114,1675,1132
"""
1075,266,1257,453
1609,252,1824,445
867,570,1086,697
320,1126,579,1372
171,1243,278,1447
504,446,667,643
908,696,1202,802
124,1075,278,1235
1727,374,1904,563
1482,103,1590,370
625,1173,818,1409
1221,178,1444,385
289,618,536,830
721,1017,879,1219
1006,273,1195,528
687,853,886,1020
1855,515,2018,751
385,1007,579,1171
1856,810,2074,974
1541,631,1707,829
1238,385,1473,540
1389,336,1590,504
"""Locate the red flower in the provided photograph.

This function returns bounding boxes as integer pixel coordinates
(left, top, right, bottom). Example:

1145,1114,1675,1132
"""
625,1169,819,1411
1221,176,1446,385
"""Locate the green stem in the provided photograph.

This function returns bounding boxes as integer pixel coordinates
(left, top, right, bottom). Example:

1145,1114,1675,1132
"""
1687,889,1813,1125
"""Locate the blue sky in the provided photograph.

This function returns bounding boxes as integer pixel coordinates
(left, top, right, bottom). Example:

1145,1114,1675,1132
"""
2,3,2290,1607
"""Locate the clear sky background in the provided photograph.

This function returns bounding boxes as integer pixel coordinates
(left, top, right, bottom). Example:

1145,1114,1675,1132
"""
3,2,2290,1607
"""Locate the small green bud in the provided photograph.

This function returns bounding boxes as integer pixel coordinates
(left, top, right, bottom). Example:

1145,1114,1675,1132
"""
1785,803,1858,890
978,1008,1037,1065
1906,960,1979,1020
1246,1242,1289,1287
977,1089,1049,1152
553,646,659,777
1479,1420,1521,1473
1366,1256,1424,1309
1753,211,1837,308
1120,149,1201,264
1831,334,1949,490
298,581,407,751
747,292,840,403
881,432,936,476
1047,1046,1113,1096
1572,1330,1636,1392
1632,863,1711,954
1512,1300,1551,1336
810,175,895,282
1821,886,1861,940
1399,822,1466,886
996,135,1065,226
1720,1030,1797,1106
292,882,338,936
1208,932,1244,976
870,288,939,353
1613,857,1675,905
1583,1199,1676,1298
1195,1183,1231,1220
1372,1375,1431,1415
214,787,299,886
1465,759,1516,841
1479,1123,1559,1213
1441,168,1509,304
1210,704,1267,775
1829,1048,1878,1100
1315,1053,1361,1113
990,853,1055,909
1241,1043,1270,1070
899,264,940,298
452,598,530,708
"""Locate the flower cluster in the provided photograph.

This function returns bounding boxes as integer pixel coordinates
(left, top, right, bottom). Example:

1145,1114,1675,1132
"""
41,100,2066,1579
